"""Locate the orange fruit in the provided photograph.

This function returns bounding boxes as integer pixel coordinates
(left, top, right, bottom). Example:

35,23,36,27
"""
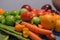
52,14,60,24
0,8,4,15
41,14,55,30
55,19,60,32
54,14,60,20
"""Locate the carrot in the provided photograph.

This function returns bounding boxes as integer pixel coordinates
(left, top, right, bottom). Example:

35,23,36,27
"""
32,24,40,35
46,34,56,40
29,31,42,40
21,22,52,35
38,24,43,29
50,34,56,40
15,23,42,40
15,22,25,32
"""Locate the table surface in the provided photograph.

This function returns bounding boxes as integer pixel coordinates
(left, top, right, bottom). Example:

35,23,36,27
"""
0,0,60,40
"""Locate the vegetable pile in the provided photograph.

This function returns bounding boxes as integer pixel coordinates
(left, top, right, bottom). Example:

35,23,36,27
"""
0,4,60,40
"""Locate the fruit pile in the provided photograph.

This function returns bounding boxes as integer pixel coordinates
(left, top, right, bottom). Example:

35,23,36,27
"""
0,4,60,40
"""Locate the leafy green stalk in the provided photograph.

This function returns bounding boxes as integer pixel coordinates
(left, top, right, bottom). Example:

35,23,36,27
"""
0,24,22,35
0,28,27,40
4,36,9,40
0,33,9,40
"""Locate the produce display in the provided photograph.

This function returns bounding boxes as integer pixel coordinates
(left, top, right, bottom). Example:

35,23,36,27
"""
0,4,60,40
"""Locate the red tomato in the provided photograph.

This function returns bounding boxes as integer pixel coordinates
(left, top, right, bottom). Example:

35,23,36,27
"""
47,9,52,13
21,11,36,21
31,8,39,16
37,9,45,16
32,8,38,12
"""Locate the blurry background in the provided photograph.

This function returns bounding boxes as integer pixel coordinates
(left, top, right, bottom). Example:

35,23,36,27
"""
0,0,56,11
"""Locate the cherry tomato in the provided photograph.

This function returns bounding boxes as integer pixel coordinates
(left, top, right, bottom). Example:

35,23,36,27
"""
31,8,39,16
47,9,52,13
23,28,29,38
37,9,45,16
21,11,36,21
32,8,39,16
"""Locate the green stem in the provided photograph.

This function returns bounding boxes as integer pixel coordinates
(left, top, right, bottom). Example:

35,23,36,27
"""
0,24,22,35
0,28,26,40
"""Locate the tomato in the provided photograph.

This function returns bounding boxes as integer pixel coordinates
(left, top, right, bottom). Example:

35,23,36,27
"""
0,8,4,15
21,11,36,21
37,9,45,16
46,9,57,15
31,8,39,16
23,28,29,38
47,9,52,13
41,14,54,30
31,9,46,16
